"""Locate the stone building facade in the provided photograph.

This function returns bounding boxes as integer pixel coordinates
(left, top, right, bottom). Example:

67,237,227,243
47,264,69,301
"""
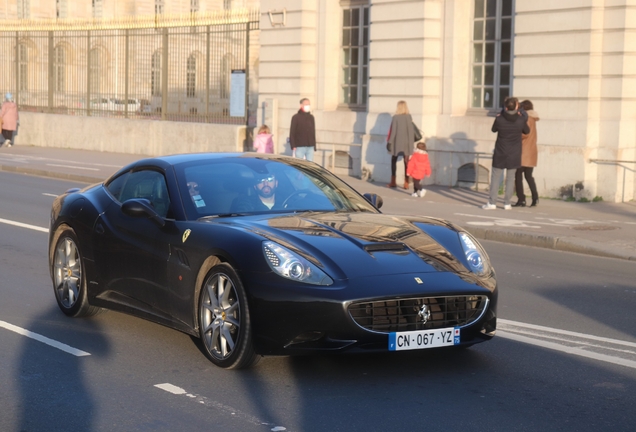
3,0,635,202
258,0,636,203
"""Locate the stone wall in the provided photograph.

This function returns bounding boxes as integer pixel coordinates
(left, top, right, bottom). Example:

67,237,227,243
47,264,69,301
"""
18,112,248,156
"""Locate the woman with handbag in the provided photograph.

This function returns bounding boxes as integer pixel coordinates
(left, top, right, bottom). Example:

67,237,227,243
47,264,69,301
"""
386,100,419,189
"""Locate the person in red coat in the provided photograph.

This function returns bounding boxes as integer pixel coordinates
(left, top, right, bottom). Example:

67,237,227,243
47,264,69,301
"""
406,141,432,197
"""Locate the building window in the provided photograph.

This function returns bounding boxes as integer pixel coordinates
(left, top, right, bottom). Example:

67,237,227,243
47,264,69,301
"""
155,0,165,15
191,0,199,13
152,51,162,96
18,44,28,91
18,0,30,19
471,0,513,109
341,4,369,108
92,0,103,19
56,0,67,19
187,55,196,97
54,45,66,92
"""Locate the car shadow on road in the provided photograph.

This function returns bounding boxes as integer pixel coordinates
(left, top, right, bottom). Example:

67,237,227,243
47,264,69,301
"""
17,306,110,431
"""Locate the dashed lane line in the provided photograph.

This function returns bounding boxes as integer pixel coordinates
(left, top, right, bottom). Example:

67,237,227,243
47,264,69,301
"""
0,320,91,357
46,163,100,171
154,383,287,431
0,217,48,233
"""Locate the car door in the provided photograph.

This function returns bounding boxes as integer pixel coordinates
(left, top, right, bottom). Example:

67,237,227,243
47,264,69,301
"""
93,168,180,319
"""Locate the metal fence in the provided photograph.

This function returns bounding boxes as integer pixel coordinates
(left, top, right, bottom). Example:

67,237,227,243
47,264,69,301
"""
589,158,636,203
0,9,260,125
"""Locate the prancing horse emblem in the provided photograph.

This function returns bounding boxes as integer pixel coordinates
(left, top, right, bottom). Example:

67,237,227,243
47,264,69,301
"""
418,304,431,324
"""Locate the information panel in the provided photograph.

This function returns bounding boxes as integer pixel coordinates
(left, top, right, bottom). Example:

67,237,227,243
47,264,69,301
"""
230,69,246,117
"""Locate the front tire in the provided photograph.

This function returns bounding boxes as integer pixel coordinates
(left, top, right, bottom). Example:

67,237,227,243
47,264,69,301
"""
198,263,259,369
50,226,102,317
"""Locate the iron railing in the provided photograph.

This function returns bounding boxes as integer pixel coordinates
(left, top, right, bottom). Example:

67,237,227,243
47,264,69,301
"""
428,149,493,191
0,10,260,125
589,158,636,203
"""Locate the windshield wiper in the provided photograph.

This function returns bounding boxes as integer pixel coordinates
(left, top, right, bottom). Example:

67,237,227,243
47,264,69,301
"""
198,213,246,220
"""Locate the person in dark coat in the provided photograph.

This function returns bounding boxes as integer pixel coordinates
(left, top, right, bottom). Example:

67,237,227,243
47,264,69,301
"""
289,98,316,161
386,100,416,189
482,97,530,210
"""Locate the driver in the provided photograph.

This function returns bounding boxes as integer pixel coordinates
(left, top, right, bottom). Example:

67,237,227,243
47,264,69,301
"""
233,174,284,212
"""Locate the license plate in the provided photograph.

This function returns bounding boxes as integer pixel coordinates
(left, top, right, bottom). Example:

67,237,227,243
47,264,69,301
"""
388,327,460,351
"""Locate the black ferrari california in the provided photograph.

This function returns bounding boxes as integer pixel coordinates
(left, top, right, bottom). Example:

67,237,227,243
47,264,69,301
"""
49,153,497,369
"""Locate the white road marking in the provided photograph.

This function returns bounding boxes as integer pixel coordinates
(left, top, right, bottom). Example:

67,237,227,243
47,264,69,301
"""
155,383,187,395
0,320,91,357
42,193,59,197
455,213,564,227
46,163,100,171
499,319,636,370
155,383,287,431
0,217,48,233
0,153,121,168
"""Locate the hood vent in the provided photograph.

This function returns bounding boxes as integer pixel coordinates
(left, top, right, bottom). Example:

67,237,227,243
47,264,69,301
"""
364,242,407,253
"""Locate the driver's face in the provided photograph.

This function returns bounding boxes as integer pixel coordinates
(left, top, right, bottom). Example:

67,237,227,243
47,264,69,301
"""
255,176,277,198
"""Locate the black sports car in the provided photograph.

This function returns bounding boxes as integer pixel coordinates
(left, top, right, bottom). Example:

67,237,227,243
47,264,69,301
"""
49,153,497,369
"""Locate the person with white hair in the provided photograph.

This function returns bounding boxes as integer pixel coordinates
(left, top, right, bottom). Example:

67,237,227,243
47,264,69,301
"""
0,92,18,147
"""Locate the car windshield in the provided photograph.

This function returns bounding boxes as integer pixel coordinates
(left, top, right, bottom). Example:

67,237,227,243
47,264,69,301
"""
175,156,380,219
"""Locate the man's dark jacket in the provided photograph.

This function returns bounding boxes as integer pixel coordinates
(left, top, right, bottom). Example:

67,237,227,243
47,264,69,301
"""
290,110,316,149
491,109,530,169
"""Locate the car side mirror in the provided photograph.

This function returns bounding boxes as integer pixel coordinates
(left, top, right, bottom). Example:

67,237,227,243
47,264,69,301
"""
121,198,165,227
363,193,383,209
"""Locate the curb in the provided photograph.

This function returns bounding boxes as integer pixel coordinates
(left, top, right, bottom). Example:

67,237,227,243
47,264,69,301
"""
4,163,634,262
465,226,636,261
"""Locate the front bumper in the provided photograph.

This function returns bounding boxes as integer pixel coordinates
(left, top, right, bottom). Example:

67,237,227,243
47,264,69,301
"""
242,270,497,356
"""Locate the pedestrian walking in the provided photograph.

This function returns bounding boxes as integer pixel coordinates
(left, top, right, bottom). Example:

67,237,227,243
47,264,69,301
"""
406,141,432,197
386,100,416,189
0,92,18,148
289,98,316,161
253,124,274,154
513,99,539,207
482,97,529,210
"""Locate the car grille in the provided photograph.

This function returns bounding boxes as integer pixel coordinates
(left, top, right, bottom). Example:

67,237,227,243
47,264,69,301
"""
348,295,488,333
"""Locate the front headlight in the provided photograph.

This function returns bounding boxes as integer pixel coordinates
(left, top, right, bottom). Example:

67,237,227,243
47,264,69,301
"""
459,232,492,276
262,241,333,286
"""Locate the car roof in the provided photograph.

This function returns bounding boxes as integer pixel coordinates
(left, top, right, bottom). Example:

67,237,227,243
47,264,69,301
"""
107,152,306,181
142,152,298,166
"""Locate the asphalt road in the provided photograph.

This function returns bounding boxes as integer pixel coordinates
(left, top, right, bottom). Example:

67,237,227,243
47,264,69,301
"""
0,171,635,432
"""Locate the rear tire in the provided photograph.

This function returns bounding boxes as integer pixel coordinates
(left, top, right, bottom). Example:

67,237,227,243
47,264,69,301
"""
198,263,259,369
50,226,102,317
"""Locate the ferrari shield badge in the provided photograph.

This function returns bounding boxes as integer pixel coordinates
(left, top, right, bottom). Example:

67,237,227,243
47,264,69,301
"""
182,229,191,243
414,277,423,284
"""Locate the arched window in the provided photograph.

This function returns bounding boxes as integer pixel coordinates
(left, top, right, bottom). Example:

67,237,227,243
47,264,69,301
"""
53,45,66,92
89,48,102,94
18,44,28,91
151,51,162,96
186,54,196,98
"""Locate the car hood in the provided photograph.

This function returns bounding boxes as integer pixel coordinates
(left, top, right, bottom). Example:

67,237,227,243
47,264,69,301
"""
227,212,470,279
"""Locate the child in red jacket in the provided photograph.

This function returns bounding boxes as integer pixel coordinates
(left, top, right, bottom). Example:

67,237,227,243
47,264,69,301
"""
406,141,432,197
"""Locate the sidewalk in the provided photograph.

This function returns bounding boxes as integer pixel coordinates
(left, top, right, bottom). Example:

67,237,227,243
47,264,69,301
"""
2,145,635,261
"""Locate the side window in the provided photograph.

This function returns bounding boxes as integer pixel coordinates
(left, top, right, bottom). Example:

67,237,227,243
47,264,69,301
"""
105,172,130,201
109,170,171,218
